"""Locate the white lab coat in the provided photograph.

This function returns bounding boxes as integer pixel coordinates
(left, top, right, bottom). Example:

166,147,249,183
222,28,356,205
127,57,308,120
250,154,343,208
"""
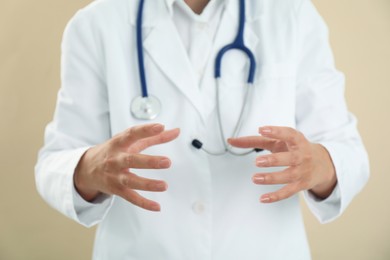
35,0,369,259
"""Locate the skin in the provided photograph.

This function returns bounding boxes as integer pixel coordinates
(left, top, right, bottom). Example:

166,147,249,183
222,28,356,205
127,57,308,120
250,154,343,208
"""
73,1,337,211
74,124,180,211
74,124,337,211
228,127,337,203
184,0,210,14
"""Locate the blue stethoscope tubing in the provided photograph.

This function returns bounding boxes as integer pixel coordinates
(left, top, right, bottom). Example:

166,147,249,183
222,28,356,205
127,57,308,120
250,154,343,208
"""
132,0,262,155
136,0,148,98
215,0,256,84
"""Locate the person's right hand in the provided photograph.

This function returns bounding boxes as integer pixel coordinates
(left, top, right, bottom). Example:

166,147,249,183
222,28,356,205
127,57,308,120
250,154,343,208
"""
74,124,180,212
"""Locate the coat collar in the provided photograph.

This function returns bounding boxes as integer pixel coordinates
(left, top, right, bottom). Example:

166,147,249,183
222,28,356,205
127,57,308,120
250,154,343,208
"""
127,0,262,123
128,0,264,27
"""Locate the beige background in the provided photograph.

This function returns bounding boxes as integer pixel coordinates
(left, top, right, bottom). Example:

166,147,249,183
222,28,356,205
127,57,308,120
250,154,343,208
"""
0,0,389,259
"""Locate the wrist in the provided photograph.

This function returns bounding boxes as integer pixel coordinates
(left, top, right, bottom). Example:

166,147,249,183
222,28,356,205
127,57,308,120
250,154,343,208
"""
74,149,101,202
310,177,337,200
309,144,337,200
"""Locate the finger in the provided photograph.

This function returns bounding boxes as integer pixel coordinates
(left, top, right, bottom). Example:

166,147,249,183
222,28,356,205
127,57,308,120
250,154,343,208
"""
228,136,278,151
260,183,301,203
114,124,166,148
118,172,168,192
116,153,172,170
255,151,302,168
252,168,298,185
259,126,304,148
121,189,162,211
132,128,180,152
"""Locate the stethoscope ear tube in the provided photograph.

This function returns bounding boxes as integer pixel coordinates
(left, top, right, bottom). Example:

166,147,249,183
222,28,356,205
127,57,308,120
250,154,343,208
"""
215,45,256,84
214,0,256,84
136,0,148,98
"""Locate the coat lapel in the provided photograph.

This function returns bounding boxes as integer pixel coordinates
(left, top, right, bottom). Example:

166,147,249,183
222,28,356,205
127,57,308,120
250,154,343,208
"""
128,0,206,122
127,0,264,123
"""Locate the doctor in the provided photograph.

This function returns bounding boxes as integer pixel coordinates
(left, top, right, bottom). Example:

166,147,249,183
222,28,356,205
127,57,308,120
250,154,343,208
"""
35,0,369,259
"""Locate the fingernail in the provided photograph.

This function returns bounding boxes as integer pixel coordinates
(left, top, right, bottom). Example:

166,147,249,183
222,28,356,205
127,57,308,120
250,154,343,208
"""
256,157,268,166
152,124,164,133
260,127,272,135
158,159,171,168
260,195,271,203
253,175,265,184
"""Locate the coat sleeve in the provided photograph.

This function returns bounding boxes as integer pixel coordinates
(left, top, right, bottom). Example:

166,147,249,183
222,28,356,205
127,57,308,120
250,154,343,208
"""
35,9,114,227
294,0,370,223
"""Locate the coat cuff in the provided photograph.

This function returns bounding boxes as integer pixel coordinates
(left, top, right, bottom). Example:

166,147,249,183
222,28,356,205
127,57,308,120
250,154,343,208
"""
303,139,369,223
303,184,341,224
36,147,113,227
72,183,114,228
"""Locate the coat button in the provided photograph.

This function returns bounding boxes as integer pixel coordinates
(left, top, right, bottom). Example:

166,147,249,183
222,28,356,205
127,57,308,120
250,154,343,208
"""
192,201,206,214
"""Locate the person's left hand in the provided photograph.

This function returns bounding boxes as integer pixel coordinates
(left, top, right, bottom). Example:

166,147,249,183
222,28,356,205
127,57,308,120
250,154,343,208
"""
228,126,337,203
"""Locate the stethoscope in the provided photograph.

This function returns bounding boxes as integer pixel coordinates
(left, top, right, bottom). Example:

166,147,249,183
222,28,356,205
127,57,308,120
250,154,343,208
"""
131,0,262,156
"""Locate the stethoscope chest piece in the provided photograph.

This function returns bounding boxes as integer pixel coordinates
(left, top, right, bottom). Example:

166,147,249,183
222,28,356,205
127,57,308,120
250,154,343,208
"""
131,96,161,120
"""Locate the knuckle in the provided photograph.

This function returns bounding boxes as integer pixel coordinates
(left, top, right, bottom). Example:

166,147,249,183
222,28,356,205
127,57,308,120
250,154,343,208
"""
139,125,151,137
156,134,165,144
138,138,152,149
126,127,135,137
291,135,300,144
148,157,160,169
137,198,148,209
126,154,136,167
145,180,156,191
103,157,115,170
117,174,129,188
274,140,286,152
290,152,301,166
264,174,273,184
289,168,300,181
143,180,152,191
269,156,278,166
271,193,280,202
272,127,280,136
289,166,297,174
127,173,139,186
130,140,145,152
